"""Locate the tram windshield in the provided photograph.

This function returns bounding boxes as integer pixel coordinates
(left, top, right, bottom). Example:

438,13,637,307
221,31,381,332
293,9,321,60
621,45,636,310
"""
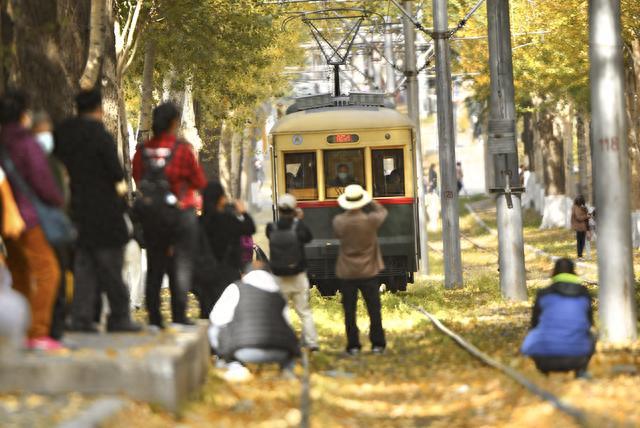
284,152,318,200
372,149,405,197
324,149,365,198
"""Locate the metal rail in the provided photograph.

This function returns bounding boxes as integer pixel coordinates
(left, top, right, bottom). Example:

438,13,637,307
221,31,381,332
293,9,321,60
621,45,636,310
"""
406,303,590,426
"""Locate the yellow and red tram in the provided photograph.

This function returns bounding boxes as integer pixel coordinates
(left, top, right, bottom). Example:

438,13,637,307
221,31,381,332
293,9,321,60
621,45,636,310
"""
270,93,419,294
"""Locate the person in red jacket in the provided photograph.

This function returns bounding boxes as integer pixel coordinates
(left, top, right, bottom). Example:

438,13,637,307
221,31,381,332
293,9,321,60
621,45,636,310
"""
132,103,206,328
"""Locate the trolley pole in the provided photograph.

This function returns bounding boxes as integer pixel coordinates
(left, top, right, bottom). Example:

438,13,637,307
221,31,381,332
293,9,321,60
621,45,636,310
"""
486,0,527,300
402,1,429,275
432,0,463,288
589,0,637,342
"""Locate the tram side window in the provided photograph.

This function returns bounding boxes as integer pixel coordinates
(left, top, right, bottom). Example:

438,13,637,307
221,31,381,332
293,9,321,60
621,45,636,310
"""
372,149,405,197
324,149,365,199
284,152,318,200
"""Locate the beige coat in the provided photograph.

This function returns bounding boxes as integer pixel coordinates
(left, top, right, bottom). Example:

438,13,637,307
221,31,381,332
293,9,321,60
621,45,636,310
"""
333,201,388,280
571,205,590,232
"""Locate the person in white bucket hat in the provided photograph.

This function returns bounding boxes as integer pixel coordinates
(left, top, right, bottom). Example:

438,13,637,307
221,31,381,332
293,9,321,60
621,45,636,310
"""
333,184,387,355
267,193,319,351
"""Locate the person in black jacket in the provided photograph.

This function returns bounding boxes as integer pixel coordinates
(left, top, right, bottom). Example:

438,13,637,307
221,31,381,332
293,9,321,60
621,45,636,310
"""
201,181,255,308
54,89,140,333
266,194,318,350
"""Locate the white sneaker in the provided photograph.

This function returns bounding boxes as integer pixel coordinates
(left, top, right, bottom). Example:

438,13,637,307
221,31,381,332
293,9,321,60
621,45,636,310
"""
223,361,252,382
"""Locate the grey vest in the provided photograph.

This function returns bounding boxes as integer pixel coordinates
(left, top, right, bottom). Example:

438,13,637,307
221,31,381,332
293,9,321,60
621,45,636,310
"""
218,283,300,360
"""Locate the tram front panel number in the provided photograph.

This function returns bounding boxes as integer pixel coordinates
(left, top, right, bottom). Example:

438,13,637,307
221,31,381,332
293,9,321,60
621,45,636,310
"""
327,134,360,144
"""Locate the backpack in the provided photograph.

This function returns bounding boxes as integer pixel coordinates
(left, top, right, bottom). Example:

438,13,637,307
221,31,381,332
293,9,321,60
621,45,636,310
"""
268,219,302,275
133,143,182,242
239,235,254,265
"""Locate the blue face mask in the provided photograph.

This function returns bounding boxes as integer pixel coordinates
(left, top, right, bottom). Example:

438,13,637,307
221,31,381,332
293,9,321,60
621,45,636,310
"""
338,172,349,181
36,132,54,154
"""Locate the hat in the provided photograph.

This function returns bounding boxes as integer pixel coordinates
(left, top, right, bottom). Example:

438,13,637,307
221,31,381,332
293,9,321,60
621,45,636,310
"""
338,184,372,210
278,194,297,211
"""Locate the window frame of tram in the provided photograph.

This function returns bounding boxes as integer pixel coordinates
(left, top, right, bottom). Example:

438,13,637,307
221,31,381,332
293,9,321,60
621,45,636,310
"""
323,148,366,199
283,152,318,201
372,148,405,197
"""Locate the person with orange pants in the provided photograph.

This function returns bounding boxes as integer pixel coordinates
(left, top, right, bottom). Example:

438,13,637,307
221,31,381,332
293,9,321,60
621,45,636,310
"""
0,90,63,350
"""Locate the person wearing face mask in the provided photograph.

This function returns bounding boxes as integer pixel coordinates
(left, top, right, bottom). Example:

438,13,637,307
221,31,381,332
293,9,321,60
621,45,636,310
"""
32,111,71,342
331,164,356,188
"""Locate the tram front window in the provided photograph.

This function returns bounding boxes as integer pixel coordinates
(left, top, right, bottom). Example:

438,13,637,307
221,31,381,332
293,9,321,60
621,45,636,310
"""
324,149,365,198
372,149,405,197
284,152,318,200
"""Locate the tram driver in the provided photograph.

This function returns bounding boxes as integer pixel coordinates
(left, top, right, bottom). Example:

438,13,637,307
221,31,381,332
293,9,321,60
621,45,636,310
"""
330,163,356,187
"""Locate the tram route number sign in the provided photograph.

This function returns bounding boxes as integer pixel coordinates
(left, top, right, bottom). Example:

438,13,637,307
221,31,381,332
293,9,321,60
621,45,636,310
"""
327,134,360,144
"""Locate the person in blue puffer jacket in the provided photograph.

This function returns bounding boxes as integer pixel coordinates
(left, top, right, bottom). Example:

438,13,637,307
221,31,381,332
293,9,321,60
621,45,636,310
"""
521,258,595,378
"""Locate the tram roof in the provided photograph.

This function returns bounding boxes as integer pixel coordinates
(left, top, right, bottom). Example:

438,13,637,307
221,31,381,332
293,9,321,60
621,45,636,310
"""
270,106,415,134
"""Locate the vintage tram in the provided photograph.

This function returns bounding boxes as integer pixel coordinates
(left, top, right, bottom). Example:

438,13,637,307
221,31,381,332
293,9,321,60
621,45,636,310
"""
269,92,420,295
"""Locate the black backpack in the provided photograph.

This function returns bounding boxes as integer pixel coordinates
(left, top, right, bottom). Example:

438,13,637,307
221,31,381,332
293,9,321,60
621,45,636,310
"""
133,143,182,242
269,219,302,275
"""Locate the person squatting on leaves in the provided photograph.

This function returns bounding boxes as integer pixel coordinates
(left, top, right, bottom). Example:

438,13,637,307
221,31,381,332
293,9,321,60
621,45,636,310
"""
1,90,65,350
56,89,141,334
267,193,319,351
132,102,206,329
521,258,595,378
209,261,300,380
333,184,387,356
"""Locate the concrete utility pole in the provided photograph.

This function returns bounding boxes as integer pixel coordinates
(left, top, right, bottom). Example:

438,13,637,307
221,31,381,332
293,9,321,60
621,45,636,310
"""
402,1,429,275
486,0,527,301
432,0,463,288
589,0,637,342
384,21,396,93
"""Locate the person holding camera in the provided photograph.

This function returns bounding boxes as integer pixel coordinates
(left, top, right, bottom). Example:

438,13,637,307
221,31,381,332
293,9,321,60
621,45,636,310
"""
201,181,256,310
267,194,318,351
333,184,387,356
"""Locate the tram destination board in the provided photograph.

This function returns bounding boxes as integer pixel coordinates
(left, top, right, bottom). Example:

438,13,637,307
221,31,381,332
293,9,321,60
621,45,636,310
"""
327,134,359,144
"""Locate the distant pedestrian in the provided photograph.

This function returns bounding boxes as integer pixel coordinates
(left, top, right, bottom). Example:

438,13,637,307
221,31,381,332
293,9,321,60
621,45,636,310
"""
456,162,464,194
132,102,207,329
521,258,595,378
1,90,64,350
333,184,387,355
428,163,438,194
267,194,319,351
201,181,256,311
209,262,300,380
570,195,590,260
56,89,140,333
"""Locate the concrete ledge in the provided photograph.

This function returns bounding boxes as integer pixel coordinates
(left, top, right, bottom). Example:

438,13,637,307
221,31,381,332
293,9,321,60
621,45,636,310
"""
0,322,210,413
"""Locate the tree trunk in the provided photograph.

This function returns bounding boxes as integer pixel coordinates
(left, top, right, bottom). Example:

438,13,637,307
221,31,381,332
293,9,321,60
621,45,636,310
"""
79,0,105,90
199,125,221,181
137,39,156,144
521,110,535,171
236,130,246,200
180,83,202,152
537,111,565,195
562,107,574,197
576,114,590,201
8,0,90,122
102,0,118,139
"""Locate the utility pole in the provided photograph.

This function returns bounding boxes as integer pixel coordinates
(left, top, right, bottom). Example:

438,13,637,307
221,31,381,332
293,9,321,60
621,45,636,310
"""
432,0,463,288
589,0,637,342
486,0,527,301
402,1,429,275
384,20,396,93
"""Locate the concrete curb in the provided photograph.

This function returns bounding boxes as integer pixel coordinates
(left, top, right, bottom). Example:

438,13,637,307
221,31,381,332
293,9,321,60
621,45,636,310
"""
57,398,128,428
